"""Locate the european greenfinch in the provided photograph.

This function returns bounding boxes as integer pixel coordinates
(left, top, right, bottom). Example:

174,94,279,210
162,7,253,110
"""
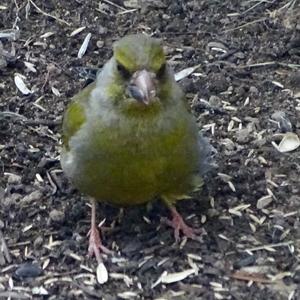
61,34,212,262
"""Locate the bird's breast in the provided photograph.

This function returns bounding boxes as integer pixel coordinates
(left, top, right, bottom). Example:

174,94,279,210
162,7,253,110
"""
66,108,200,206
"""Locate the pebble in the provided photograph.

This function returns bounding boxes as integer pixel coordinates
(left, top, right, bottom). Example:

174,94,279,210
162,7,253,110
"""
20,190,43,205
271,111,292,132
249,86,259,95
7,173,21,184
209,95,222,108
96,40,104,48
236,128,251,144
49,209,65,223
33,236,44,249
15,263,43,280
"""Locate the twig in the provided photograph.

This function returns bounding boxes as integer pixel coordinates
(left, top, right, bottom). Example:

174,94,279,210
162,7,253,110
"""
24,119,61,126
241,0,268,15
28,0,70,26
231,270,272,283
0,111,61,126
0,292,30,299
236,61,300,69
0,230,12,265
117,9,138,15
244,241,294,252
223,17,267,33
102,0,127,11
0,111,27,120
277,0,297,12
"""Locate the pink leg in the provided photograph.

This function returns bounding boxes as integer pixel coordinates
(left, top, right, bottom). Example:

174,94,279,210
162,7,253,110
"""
164,206,206,242
87,199,111,263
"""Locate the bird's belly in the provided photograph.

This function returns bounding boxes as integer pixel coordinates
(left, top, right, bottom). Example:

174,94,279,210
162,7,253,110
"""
65,142,197,206
63,115,200,206
73,151,187,206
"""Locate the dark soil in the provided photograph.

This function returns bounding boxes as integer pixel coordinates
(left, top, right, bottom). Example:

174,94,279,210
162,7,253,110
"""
1,0,300,299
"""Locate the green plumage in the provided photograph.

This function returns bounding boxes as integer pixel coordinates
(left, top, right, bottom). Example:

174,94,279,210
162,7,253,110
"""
61,34,203,207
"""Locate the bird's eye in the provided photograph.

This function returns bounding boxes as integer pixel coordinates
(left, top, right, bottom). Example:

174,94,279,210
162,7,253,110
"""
117,63,131,79
157,63,166,78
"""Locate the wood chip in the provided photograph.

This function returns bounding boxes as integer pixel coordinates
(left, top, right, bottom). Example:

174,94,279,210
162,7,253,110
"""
51,86,61,96
256,195,273,209
276,133,300,153
96,262,108,284
70,26,86,37
110,273,133,286
161,269,195,284
14,74,32,95
32,286,48,295
78,33,91,59
40,32,54,38
231,270,271,283
174,64,201,81
24,61,37,72
117,291,138,299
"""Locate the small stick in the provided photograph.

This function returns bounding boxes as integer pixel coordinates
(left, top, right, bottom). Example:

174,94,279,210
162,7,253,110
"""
28,0,71,26
0,230,12,265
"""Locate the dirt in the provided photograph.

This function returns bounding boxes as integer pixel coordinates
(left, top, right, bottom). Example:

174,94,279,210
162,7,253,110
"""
0,0,300,299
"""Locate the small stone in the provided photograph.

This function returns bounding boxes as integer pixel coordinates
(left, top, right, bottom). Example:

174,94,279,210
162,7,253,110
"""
33,236,44,249
234,255,256,269
15,263,43,280
271,111,292,132
253,137,267,147
209,95,222,108
257,195,273,209
289,71,300,89
236,128,251,144
207,208,219,217
207,73,228,93
20,190,42,205
3,193,22,207
7,173,21,184
96,40,104,48
49,209,65,223
249,86,259,95
98,26,107,35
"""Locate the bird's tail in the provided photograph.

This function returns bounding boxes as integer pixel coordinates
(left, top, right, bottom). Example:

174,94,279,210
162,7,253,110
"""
198,133,217,177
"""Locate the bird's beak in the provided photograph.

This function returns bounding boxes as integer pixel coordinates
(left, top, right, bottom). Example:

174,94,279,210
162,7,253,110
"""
128,70,156,105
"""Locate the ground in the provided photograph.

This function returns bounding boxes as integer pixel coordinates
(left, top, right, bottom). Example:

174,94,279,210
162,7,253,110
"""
0,0,300,299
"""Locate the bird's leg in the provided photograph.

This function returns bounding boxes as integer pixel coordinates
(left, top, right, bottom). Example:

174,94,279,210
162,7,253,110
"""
87,199,111,263
162,196,205,242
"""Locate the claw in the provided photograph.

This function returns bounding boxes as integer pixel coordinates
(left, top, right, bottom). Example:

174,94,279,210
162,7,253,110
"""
87,199,112,263
163,206,206,242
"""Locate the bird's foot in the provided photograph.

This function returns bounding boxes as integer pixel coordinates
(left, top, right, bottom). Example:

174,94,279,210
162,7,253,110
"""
87,224,111,264
164,206,206,242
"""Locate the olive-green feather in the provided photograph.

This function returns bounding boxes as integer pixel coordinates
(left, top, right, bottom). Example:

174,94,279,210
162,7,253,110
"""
114,34,166,73
62,83,94,149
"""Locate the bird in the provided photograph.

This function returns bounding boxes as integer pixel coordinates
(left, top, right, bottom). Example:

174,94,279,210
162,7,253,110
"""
61,34,213,263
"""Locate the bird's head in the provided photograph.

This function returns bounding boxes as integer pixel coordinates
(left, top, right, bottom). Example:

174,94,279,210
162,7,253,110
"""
109,34,171,111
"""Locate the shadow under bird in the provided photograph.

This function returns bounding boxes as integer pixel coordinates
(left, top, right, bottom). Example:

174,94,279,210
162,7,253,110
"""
61,34,213,262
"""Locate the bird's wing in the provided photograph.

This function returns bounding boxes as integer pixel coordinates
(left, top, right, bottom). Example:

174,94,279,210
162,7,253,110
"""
62,82,95,149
